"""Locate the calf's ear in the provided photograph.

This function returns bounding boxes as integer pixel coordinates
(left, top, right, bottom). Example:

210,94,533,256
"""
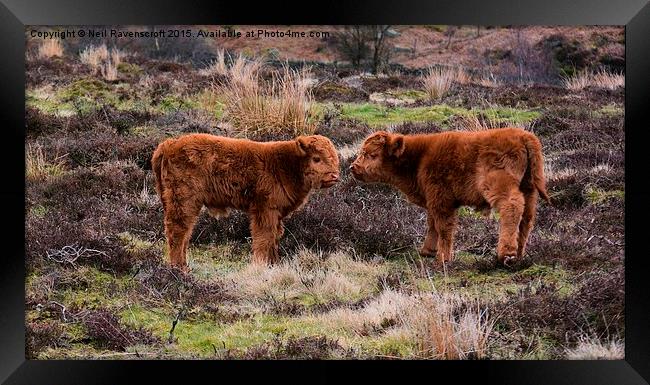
387,135,405,157
296,136,311,155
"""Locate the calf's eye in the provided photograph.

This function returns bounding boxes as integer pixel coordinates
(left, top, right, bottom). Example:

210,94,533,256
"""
313,157,321,163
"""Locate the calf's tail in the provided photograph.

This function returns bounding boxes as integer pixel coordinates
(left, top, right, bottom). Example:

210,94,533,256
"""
151,142,167,208
523,133,551,204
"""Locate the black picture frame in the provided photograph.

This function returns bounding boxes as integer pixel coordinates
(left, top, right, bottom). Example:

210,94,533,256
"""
3,0,649,384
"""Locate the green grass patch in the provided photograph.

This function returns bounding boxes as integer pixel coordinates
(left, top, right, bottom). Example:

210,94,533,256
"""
29,204,49,219
514,263,576,297
597,104,624,116
338,103,466,127
26,90,76,116
336,103,540,128
119,304,339,357
58,78,119,113
186,242,249,280
369,89,428,105
156,95,199,113
361,332,419,358
584,187,624,204
57,266,135,310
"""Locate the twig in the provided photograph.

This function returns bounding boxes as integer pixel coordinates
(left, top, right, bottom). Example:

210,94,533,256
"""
49,301,68,322
168,307,184,344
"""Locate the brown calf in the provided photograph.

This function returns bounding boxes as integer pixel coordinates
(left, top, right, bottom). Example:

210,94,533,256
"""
152,133,340,269
350,128,550,266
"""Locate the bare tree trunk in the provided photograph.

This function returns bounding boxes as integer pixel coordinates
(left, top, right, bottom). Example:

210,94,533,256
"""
372,25,391,74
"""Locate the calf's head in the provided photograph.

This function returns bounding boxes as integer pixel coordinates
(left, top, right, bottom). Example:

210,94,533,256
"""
350,131,405,183
296,135,340,189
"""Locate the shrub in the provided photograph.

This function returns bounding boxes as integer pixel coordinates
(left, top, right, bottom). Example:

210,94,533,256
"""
237,335,349,359
315,117,372,146
282,177,424,257
312,81,368,102
81,308,159,351
135,260,230,308
26,320,64,358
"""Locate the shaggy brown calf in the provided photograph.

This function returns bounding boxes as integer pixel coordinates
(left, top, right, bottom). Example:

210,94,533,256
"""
152,133,340,269
350,128,550,266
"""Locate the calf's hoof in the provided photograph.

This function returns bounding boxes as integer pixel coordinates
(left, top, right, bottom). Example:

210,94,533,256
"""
500,255,517,268
170,263,189,273
418,247,437,258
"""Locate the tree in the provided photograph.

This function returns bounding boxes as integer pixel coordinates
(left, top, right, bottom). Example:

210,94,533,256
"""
369,25,393,74
333,26,371,69
333,25,395,74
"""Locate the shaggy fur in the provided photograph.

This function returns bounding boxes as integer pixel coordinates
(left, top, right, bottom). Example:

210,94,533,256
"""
350,128,550,266
152,133,340,268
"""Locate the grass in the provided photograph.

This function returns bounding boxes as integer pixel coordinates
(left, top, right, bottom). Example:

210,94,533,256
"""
224,248,386,308
38,39,64,59
199,48,229,77
422,67,456,100
565,336,624,360
562,68,624,91
337,103,539,128
26,143,66,181
217,55,318,137
369,89,429,105
584,187,624,204
80,44,123,81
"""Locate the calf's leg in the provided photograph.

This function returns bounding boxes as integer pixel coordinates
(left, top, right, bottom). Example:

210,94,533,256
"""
249,209,281,265
481,171,525,265
431,208,458,264
419,215,438,258
163,200,201,271
517,190,538,258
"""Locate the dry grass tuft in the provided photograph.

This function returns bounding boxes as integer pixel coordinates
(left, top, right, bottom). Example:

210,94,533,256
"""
199,48,229,77
38,40,64,59
80,44,109,68
565,336,624,360
422,67,456,100
224,248,382,308
317,289,416,333
477,72,500,87
314,287,492,359
458,113,504,131
26,143,66,181
79,44,122,81
217,56,317,137
457,110,530,132
562,69,624,91
454,67,472,85
406,292,492,359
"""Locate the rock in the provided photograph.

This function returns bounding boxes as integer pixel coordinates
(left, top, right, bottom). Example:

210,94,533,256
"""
385,28,400,37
